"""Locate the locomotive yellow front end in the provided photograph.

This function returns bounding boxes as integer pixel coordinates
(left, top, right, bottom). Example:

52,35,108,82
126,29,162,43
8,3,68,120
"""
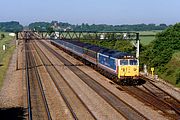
118,59,139,79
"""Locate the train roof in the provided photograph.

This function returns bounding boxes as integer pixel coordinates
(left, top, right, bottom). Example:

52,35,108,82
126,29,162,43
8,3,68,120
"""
55,39,135,59
99,49,133,58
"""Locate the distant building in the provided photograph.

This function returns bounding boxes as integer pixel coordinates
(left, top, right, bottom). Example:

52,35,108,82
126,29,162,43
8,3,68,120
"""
9,33,16,37
64,26,72,31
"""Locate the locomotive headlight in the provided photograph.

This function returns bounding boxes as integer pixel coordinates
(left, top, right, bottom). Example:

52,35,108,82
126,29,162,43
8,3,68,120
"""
121,68,125,71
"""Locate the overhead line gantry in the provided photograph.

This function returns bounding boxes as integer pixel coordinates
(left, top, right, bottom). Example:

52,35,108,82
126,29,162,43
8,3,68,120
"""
16,30,140,58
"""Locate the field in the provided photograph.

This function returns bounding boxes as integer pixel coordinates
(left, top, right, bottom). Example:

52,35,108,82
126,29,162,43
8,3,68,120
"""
0,32,15,88
138,30,161,36
139,31,161,46
140,36,155,45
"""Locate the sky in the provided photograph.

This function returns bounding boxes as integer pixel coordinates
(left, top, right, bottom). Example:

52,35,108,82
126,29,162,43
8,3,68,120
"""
0,0,179,25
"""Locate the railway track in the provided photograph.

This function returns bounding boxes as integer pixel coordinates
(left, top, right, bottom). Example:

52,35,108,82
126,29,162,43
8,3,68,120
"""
141,79,180,114
25,41,52,120
108,75,180,119
39,40,149,120
49,39,180,119
121,85,180,119
109,73,180,119
31,40,96,120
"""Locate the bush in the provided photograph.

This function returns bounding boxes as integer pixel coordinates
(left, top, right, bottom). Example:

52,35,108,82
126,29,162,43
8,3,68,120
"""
0,34,5,40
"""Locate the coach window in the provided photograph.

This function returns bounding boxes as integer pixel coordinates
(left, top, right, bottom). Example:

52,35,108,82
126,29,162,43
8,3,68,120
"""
120,60,128,65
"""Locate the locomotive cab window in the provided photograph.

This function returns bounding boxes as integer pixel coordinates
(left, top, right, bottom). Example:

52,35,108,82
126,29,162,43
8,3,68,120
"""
129,59,138,65
120,60,128,65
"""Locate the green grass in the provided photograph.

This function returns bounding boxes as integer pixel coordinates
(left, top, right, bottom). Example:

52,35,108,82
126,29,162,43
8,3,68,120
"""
138,31,161,46
140,36,155,46
139,30,162,35
0,32,15,88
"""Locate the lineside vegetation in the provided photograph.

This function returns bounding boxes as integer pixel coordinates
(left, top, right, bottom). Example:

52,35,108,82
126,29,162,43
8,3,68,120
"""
140,23,180,87
0,32,15,89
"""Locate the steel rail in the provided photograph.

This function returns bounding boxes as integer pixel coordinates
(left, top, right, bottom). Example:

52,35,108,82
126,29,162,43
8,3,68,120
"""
142,80,180,115
25,42,33,120
32,41,79,120
28,42,52,120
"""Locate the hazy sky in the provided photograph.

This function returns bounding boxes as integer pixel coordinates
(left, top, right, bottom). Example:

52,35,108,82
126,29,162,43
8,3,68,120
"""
0,0,179,25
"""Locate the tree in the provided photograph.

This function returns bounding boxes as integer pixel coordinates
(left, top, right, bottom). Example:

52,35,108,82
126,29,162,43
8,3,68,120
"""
47,26,54,35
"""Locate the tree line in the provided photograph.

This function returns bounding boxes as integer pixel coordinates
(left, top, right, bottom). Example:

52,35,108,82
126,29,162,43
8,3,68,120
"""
0,21,23,32
28,21,169,32
0,21,169,32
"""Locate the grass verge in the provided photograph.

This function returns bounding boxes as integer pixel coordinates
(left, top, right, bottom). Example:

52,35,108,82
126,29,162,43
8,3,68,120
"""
0,32,15,89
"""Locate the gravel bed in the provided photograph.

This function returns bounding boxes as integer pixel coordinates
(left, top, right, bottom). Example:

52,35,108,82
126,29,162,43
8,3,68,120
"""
34,41,95,120
31,42,73,120
38,41,126,120
140,72,180,101
152,79,180,101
